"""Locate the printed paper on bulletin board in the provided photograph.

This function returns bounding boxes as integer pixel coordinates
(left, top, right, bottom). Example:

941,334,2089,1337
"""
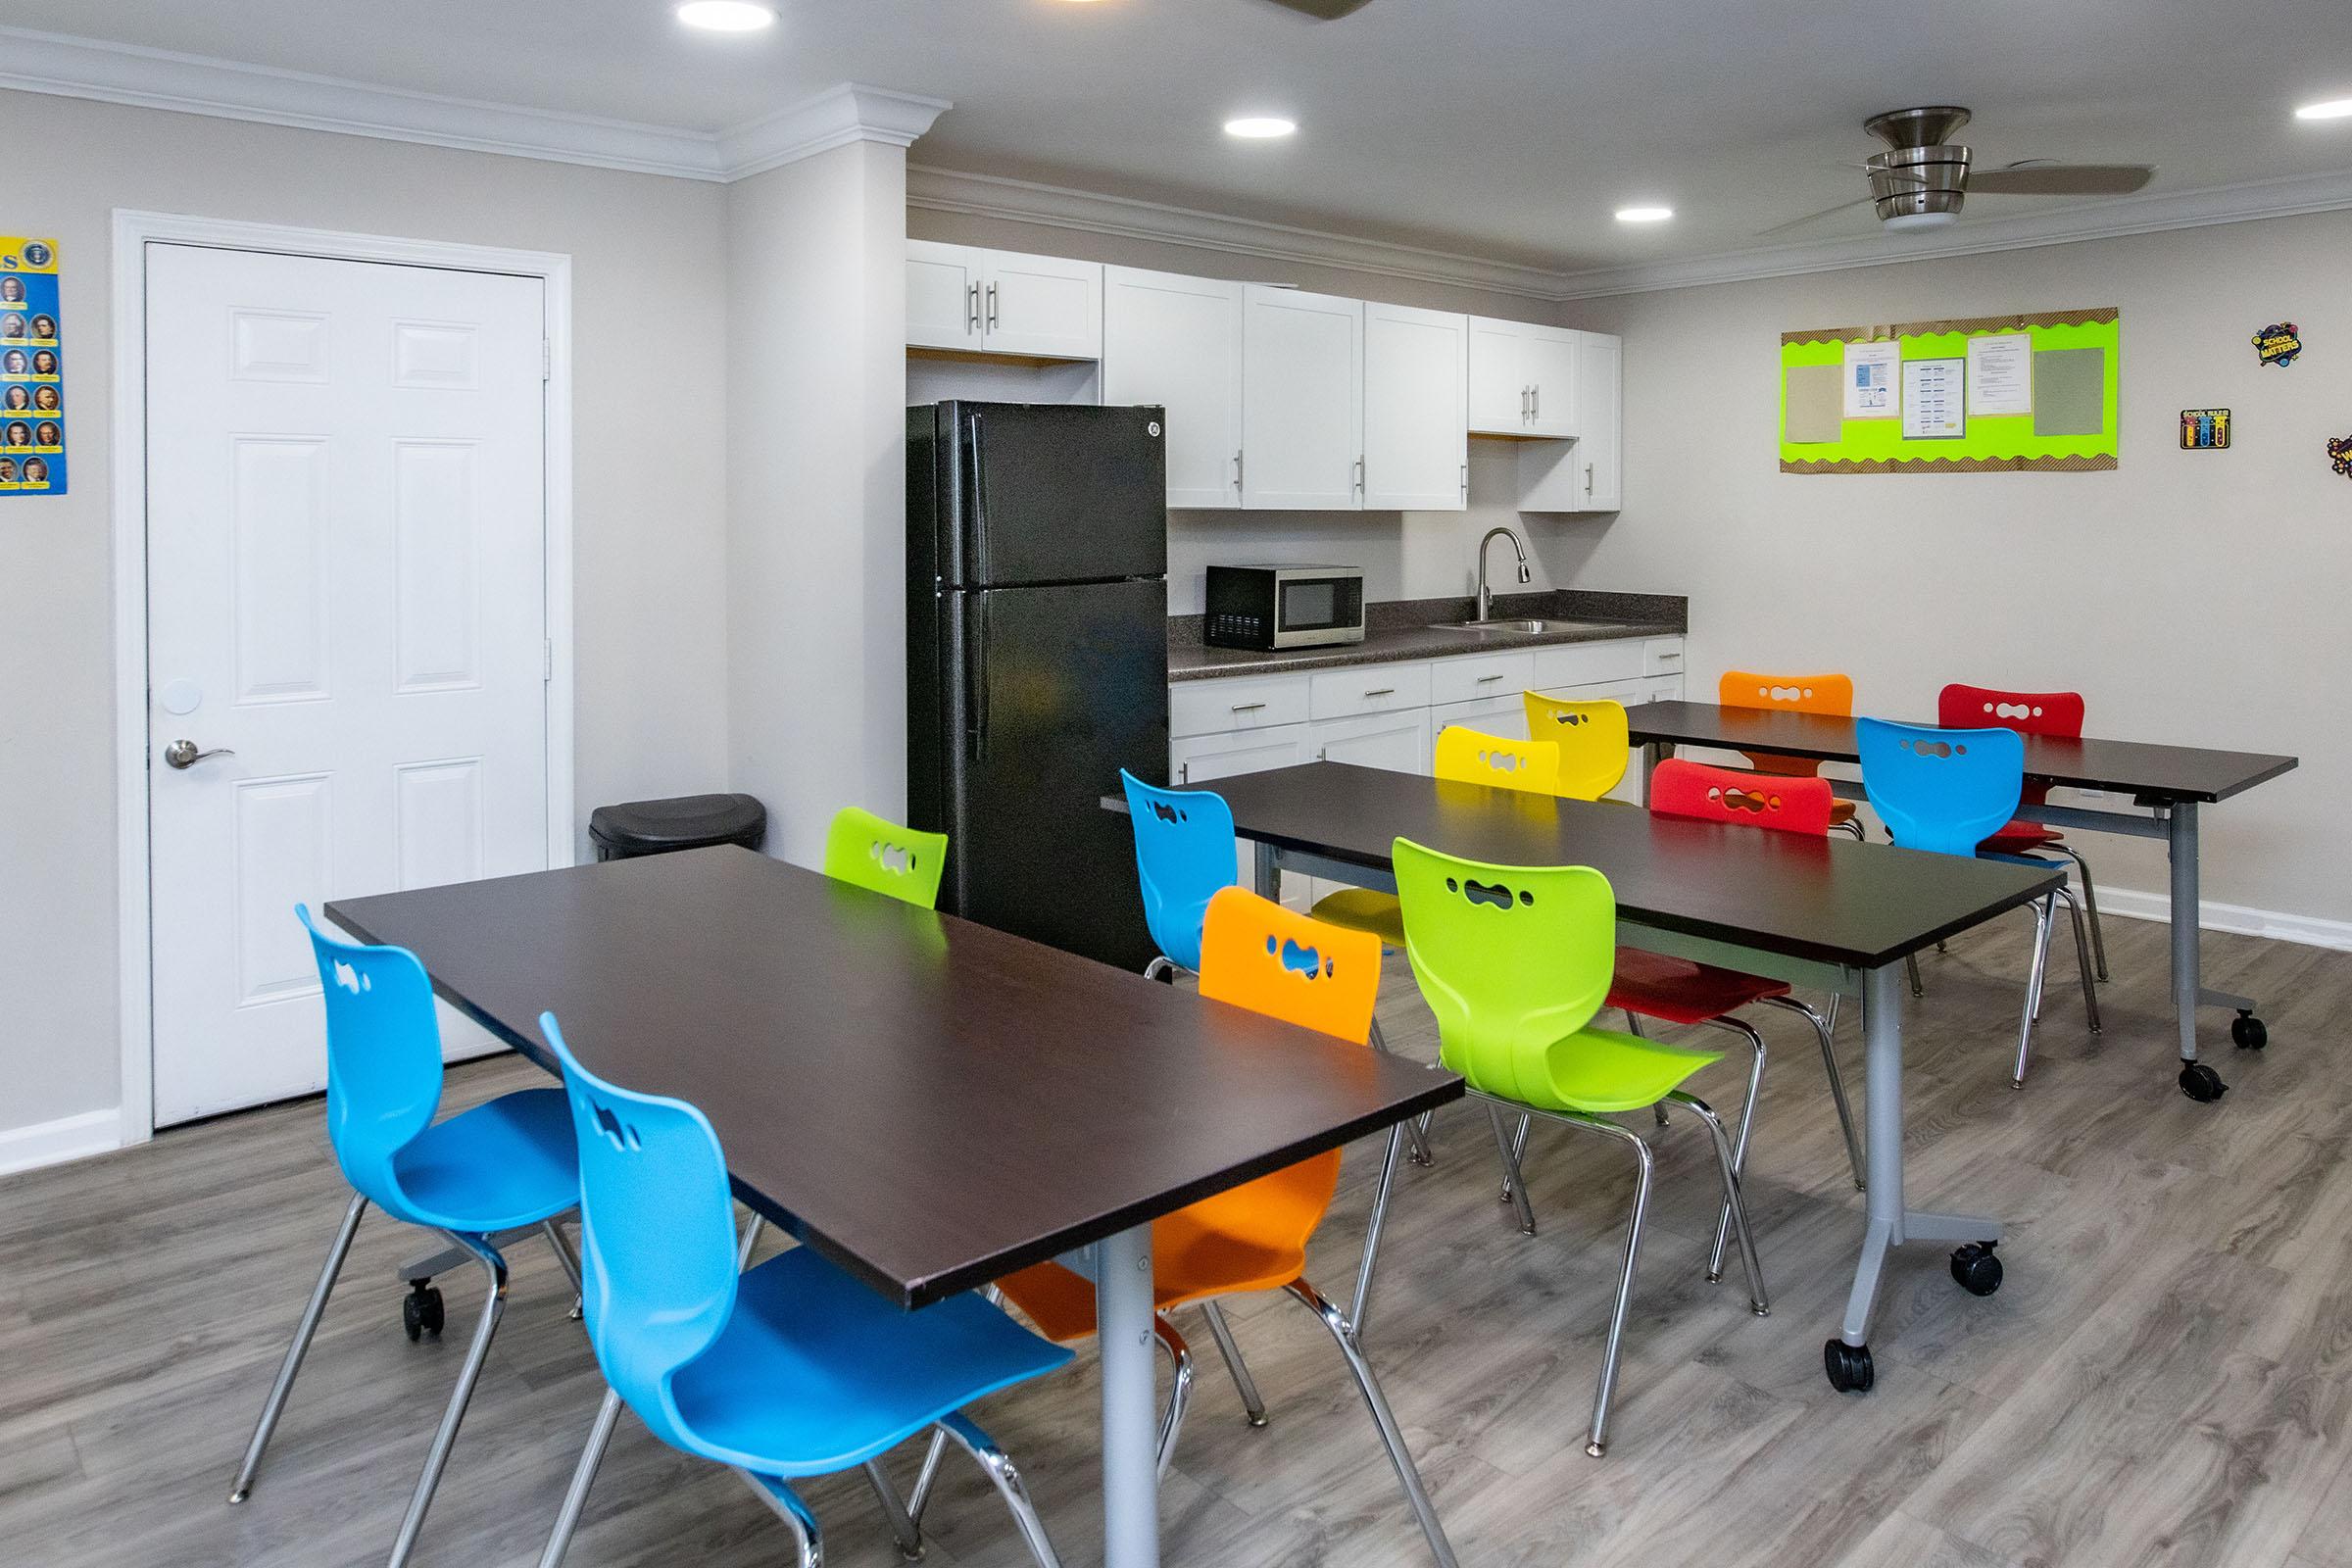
1778,307,2119,473
0,235,67,497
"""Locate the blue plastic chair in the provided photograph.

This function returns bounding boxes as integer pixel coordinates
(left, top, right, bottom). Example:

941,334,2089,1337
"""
533,1012,1074,1568
228,906,583,1568
1122,767,1237,978
1856,718,2100,1085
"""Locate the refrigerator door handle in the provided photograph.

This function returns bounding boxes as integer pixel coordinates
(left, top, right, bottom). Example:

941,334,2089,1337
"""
967,595,991,761
964,416,989,580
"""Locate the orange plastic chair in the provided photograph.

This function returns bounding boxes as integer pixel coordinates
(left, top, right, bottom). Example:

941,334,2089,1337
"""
988,889,1455,1566
1717,669,1864,838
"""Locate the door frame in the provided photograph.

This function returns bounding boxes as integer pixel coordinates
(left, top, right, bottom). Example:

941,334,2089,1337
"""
109,209,576,1146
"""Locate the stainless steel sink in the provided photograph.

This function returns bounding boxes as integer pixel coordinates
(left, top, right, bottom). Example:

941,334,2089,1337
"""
1433,618,1557,635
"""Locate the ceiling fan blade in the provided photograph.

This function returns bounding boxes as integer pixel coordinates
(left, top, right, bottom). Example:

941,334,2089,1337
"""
1970,163,2155,196
1258,0,1376,17
1756,195,1879,237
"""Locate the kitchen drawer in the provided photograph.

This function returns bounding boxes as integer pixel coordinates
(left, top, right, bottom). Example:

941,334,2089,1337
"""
1308,660,1433,720
1428,649,1535,708
1531,639,1644,689
1642,637,1686,677
1169,672,1311,738
1642,674,1685,704
1432,692,1530,743
1538,677,1644,707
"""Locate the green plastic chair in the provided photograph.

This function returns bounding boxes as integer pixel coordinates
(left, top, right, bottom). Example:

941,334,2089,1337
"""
823,807,949,909
1392,836,1767,1457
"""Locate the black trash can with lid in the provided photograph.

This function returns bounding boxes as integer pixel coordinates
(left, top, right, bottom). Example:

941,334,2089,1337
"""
588,793,767,861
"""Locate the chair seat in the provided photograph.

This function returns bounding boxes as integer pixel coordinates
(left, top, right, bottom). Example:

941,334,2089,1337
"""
1310,888,1405,948
388,1088,580,1234
665,1247,1074,1477
1980,819,2062,853
1462,1023,1724,1117
1607,947,1788,1026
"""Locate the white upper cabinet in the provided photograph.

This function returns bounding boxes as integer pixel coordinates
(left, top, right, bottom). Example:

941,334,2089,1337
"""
906,241,1102,361
1578,331,1623,509
1467,317,1582,437
1241,285,1363,511
1102,266,1244,510
1362,302,1468,512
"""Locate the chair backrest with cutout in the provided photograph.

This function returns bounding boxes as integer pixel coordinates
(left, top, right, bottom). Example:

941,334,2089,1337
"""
822,807,949,908
1856,716,2026,858
1521,692,1630,801
1433,726,1561,798
1648,758,1833,837
1120,768,1237,972
1718,669,1855,777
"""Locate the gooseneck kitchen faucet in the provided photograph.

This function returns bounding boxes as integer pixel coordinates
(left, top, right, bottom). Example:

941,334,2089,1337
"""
1477,526,1532,622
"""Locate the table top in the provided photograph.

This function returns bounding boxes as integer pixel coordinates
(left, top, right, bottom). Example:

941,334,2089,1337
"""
1214,761,2063,970
328,847,1459,1308
1626,701,2298,805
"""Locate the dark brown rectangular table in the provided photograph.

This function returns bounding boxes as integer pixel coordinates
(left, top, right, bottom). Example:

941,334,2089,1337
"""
1207,760,2064,1393
329,845,1457,1568
1626,700,2301,1094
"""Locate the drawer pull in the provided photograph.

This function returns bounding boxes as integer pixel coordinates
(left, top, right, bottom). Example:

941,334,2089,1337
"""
1230,702,1267,713
1654,652,1682,663
1362,687,1396,698
1476,673,1507,684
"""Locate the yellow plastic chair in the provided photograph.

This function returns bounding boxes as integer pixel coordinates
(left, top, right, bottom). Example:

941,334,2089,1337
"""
1523,692,1630,801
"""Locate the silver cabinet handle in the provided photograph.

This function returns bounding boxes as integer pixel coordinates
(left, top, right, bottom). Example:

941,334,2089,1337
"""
1533,384,1541,419
1363,687,1396,698
1178,760,1190,784
965,281,981,333
1460,462,1468,500
985,281,999,329
163,739,235,769
1231,702,1266,713
1234,450,1245,491
1476,673,1505,684
1585,462,1594,494
1353,456,1365,494
1521,385,1531,422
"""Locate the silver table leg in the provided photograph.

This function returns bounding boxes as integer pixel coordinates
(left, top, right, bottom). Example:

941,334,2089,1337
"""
1252,840,1279,902
1831,960,2004,1391
1097,1221,1160,1568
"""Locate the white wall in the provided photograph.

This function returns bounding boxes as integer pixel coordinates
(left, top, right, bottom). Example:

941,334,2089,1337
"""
1557,211,2352,926
728,142,910,867
906,209,1586,612
0,90,732,1142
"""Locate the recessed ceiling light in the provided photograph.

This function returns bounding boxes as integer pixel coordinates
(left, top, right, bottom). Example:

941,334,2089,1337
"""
1224,117,1298,140
675,2,776,33
1614,205,1674,223
2294,96,2352,121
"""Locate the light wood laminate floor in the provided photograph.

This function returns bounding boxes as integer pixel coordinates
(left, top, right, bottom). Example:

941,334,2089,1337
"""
6,913,2349,1567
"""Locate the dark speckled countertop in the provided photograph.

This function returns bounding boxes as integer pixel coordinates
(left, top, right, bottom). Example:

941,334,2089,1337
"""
1169,590,1686,681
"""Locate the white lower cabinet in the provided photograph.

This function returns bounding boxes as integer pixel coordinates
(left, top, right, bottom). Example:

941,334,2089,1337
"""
1432,692,1530,743
1171,723,1314,903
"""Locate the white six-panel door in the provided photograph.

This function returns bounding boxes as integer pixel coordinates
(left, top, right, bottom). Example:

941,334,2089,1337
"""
145,244,550,1125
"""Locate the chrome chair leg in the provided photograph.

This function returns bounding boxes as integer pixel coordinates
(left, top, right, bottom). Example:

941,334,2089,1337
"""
1142,956,1178,983
935,1412,1064,1568
862,1457,924,1560
1667,1092,1768,1317
1283,1281,1459,1568
1623,1012,1669,1133
1152,1315,1194,1479
541,1219,585,1327
228,1192,368,1502
1696,1015,1765,1284
1760,995,1864,1191
740,1471,824,1568
2051,843,2110,981
387,1232,511,1568
1369,1014,1433,1167
537,1387,625,1568
1834,817,1866,842
2056,885,2102,1034
1200,1299,1268,1427
1495,1109,1535,1200
737,1210,766,1269
2012,894,2057,1089
1905,951,1925,997
1350,1126,1406,1340
1487,1103,1537,1236
1583,1116,1656,1458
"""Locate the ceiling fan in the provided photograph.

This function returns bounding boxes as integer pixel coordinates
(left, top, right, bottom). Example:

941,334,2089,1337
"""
1258,0,1375,18
1764,107,2154,236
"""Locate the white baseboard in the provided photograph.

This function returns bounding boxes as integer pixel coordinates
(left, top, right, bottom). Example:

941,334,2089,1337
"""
0,1107,125,1179
2096,886,2352,954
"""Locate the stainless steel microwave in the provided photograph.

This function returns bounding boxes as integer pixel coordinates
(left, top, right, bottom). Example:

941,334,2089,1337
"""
1203,564,1367,650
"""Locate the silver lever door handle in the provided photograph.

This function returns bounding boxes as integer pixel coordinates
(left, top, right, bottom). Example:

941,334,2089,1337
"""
164,739,235,769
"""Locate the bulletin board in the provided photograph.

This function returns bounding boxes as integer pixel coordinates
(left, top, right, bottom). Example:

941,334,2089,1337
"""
1780,307,2120,473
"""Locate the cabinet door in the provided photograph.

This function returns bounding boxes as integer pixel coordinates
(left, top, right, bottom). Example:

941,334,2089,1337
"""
1362,303,1468,511
1577,332,1623,509
1171,723,1314,902
907,240,982,353
1309,709,1433,773
1432,693,1532,744
1467,317,1531,435
1241,285,1363,510
1523,324,1583,438
981,251,1102,360
1103,267,1243,510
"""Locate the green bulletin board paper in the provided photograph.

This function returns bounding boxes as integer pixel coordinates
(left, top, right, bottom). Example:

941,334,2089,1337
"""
1784,364,1842,443
1780,309,2119,473
2033,347,2105,437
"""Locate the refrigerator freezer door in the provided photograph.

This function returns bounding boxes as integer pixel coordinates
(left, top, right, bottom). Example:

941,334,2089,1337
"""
945,576,1168,970
935,403,1168,589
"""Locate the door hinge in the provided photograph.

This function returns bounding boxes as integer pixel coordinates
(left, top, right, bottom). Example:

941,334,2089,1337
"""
541,340,553,380
543,639,554,682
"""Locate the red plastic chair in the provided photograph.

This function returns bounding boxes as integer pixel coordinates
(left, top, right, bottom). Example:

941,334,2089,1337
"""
1495,760,1866,1272
1936,684,2108,982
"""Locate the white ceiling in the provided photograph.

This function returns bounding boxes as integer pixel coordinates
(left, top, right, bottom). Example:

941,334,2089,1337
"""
9,0,2352,274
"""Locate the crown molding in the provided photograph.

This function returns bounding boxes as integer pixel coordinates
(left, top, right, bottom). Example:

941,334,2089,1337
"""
0,25,946,183
906,164,1571,301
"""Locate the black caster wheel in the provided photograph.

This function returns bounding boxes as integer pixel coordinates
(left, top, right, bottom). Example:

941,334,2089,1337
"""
2179,1062,2228,1102
1823,1339,1875,1394
403,1281,445,1343
1950,1242,2003,1297
2231,1012,2268,1051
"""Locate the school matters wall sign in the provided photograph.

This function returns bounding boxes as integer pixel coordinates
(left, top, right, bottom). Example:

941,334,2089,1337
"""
0,236,66,497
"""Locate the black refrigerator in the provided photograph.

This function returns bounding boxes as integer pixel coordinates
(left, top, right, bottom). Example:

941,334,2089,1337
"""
906,401,1170,971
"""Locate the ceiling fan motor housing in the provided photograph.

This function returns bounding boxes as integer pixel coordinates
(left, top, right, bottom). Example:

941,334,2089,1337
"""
1865,106,1975,224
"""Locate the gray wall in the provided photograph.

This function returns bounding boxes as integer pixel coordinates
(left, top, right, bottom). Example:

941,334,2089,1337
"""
0,89,732,1139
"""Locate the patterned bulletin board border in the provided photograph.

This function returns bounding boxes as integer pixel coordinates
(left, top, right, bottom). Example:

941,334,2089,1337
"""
1779,307,2120,474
